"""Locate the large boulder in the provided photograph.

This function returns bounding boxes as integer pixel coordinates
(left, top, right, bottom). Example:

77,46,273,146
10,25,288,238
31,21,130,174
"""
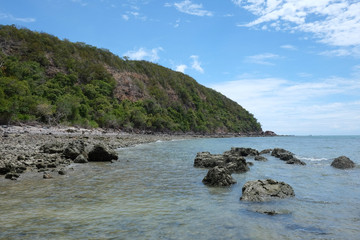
202,166,236,187
240,179,295,202
331,156,355,169
225,155,249,173
194,152,225,168
286,157,306,165
271,148,294,161
63,140,86,160
226,147,259,157
88,144,118,162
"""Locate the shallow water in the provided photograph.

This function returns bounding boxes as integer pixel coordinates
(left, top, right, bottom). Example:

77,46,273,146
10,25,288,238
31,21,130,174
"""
1,136,359,239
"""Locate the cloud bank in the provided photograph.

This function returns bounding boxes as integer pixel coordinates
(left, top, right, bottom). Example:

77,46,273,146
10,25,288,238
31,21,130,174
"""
123,47,163,62
169,0,213,16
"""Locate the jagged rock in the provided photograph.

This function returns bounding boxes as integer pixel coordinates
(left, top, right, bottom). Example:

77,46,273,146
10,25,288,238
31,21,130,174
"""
0,164,12,175
226,147,259,157
259,149,272,154
74,154,88,163
254,156,268,161
58,168,67,175
43,172,53,179
5,172,20,180
240,179,295,202
88,144,118,162
202,166,236,187
331,156,355,169
40,142,64,154
63,140,86,160
225,156,249,173
194,152,225,168
271,148,294,161
286,158,306,165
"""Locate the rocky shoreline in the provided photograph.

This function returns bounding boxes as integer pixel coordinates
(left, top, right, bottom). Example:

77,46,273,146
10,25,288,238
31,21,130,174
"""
0,125,201,181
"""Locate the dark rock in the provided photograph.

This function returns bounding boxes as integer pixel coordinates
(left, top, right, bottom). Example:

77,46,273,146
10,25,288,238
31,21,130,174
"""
254,156,268,161
240,179,295,202
227,147,259,157
43,172,53,179
74,154,88,163
58,168,67,175
0,165,12,175
63,140,86,160
271,148,294,161
194,152,225,168
260,149,272,155
263,131,277,136
47,163,57,168
331,156,355,169
88,144,118,162
224,154,249,173
5,172,20,180
202,166,236,187
286,158,306,165
40,142,64,154
36,163,46,169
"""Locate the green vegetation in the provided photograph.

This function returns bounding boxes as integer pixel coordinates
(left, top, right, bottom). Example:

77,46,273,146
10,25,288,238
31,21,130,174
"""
0,25,262,133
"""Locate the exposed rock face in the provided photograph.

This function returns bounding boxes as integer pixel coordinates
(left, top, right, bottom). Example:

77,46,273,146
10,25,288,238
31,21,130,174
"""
194,152,225,168
88,144,118,162
271,148,294,161
226,147,259,157
260,149,272,155
202,166,236,187
63,140,86,160
254,156,268,162
331,156,355,169
286,158,306,165
240,179,295,202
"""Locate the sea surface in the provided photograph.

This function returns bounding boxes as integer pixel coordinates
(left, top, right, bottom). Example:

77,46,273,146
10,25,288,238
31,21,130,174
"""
0,136,359,240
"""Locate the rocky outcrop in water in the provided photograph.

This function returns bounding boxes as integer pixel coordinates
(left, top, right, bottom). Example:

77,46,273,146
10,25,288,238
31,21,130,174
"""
331,156,355,169
202,166,236,187
240,179,295,202
271,148,306,165
88,144,118,162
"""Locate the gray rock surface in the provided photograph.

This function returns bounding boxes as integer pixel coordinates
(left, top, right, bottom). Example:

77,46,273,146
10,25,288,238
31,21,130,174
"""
88,144,118,162
331,156,355,169
202,166,236,187
240,179,295,202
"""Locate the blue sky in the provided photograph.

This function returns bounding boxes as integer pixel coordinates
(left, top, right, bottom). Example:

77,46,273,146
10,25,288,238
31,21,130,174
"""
1,0,360,135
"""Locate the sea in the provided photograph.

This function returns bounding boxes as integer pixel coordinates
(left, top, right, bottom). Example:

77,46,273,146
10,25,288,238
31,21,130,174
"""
0,136,359,240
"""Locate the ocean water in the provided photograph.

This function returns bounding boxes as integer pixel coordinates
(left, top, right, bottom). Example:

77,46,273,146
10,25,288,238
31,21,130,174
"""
0,136,359,240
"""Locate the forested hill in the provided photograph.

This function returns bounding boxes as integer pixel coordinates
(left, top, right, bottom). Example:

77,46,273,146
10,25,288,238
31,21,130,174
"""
0,25,262,134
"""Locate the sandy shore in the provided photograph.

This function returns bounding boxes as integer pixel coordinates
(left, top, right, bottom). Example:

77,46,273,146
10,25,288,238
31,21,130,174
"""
0,125,200,181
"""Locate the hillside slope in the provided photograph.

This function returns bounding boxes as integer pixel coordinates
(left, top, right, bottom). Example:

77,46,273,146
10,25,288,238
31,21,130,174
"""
0,25,262,134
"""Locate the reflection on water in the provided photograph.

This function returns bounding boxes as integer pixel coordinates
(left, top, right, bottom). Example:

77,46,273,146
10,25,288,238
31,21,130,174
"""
0,136,359,239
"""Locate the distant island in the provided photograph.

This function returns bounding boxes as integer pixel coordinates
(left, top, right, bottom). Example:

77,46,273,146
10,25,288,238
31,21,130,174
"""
0,25,262,134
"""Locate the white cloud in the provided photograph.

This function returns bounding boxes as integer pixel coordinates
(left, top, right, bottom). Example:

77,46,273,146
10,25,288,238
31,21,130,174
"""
123,47,163,62
171,0,213,16
190,55,204,73
122,14,130,21
233,0,360,48
281,44,297,50
319,46,360,58
211,75,360,135
176,64,188,73
71,0,88,7
0,13,36,23
245,53,281,65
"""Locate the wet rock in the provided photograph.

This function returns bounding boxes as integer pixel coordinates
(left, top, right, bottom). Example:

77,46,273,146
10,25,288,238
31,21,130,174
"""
286,158,306,165
194,152,225,168
63,140,86,160
43,172,53,179
240,179,295,202
226,147,259,157
260,149,272,155
5,172,20,180
40,142,64,154
36,163,46,169
88,144,118,162
225,156,249,173
254,156,268,162
331,156,355,169
202,166,236,187
271,148,294,161
58,168,67,175
74,154,88,163
0,164,12,175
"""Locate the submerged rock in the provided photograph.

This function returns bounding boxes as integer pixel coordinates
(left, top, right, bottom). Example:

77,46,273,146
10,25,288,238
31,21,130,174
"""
271,148,294,161
331,156,355,169
88,144,118,162
286,158,306,165
202,166,236,187
240,179,295,202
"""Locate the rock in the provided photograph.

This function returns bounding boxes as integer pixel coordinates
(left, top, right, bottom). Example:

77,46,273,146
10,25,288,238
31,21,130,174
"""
254,156,268,161
5,172,20,180
226,147,259,157
271,148,294,161
40,142,64,154
74,154,88,163
286,158,306,165
331,156,355,169
88,144,118,162
63,140,86,160
260,149,272,155
0,164,12,175
225,156,250,173
240,179,295,202
58,168,67,175
36,163,46,169
202,166,237,187
43,172,53,179
194,152,225,168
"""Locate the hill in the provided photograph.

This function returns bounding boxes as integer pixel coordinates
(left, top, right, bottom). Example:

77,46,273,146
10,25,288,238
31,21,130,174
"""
0,25,262,134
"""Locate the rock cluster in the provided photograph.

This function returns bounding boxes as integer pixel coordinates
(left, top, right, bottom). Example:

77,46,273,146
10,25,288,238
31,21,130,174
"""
271,148,306,165
240,179,295,202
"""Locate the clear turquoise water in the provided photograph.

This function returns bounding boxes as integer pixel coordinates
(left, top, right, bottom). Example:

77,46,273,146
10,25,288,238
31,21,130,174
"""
0,136,359,239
